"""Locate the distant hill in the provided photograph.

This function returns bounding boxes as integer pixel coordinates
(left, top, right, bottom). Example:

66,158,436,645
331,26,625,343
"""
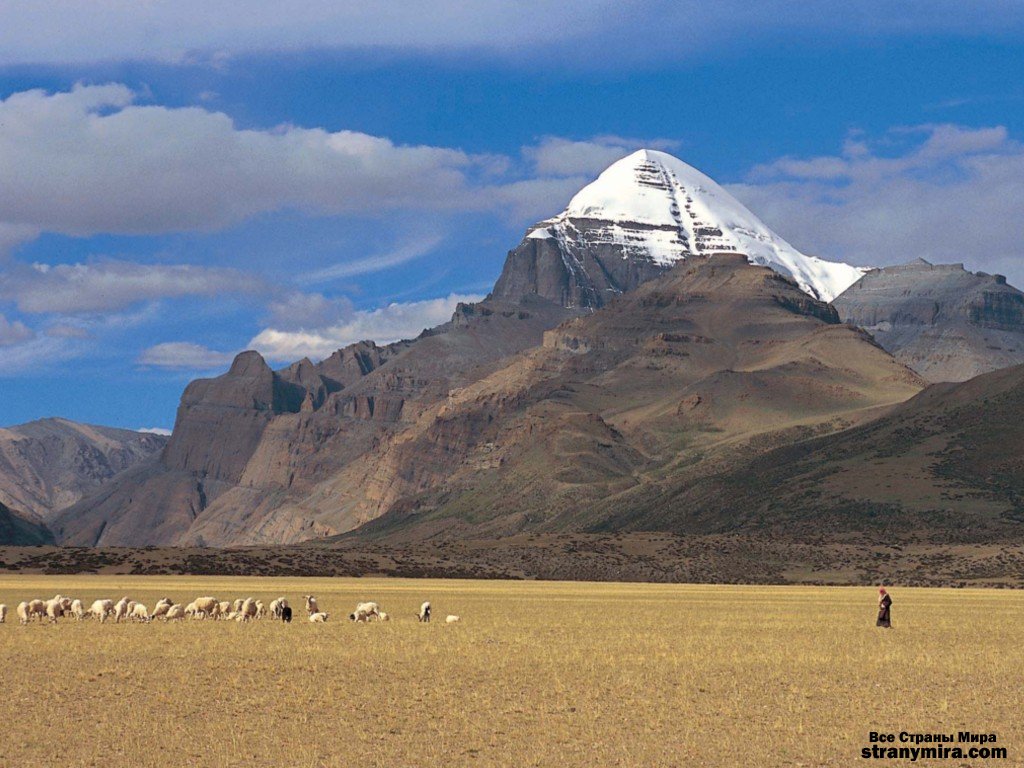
0,418,167,522
834,259,1024,383
595,361,1024,545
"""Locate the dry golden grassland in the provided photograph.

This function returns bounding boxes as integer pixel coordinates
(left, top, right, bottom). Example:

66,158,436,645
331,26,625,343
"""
0,577,1020,767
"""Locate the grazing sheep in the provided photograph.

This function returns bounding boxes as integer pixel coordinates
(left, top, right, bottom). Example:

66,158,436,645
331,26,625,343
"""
445,615,461,624
378,612,390,622
165,604,185,621
151,599,173,621
193,596,219,619
348,602,380,622
70,599,85,621
17,601,30,624
239,598,257,622
304,595,319,616
232,599,244,613
113,597,131,623
45,597,66,622
0,604,6,623
281,606,292,623
184,601,198,618
418,602,431,622
90,599,114,623
27,599,46,622
218,601,231,618
309,612,329,623
255,600,266,619
130,603,150,622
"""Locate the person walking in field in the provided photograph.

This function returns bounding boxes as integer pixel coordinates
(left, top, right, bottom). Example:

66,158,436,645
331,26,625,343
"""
876,587,892,628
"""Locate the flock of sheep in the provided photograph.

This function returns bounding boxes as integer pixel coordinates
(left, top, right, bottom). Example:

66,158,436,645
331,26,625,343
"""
0,595,462,626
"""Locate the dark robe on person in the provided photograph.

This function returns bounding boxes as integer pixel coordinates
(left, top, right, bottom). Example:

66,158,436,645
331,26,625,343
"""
876,594,892,628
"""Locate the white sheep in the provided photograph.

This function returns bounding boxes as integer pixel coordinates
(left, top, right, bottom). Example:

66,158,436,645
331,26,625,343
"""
165,604,185,621
218,601,232,618
27,599,46,621
0,604,6,623
113,597,131,623
378,611,390,622
232,598,244,613
70,599,85,621
304,595,319,616
193,596,220,619
90,599,114,623
45,597,68,622
348,601,380,622
309,612,329,623
17,601,30,624
255,600,266,619
445,615,461,624
269,598,284,619
239,598,257,622
151,599,173,620
130,603,150,622
418,602,431,622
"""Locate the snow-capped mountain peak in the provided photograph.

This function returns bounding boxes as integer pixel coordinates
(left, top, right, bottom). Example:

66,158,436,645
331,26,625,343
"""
526,149,866,302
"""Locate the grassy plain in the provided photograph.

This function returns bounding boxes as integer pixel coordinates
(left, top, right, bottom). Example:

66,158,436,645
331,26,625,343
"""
0,577,1020,767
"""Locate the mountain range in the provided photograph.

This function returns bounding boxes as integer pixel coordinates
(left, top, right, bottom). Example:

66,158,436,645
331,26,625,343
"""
5,148,1024,559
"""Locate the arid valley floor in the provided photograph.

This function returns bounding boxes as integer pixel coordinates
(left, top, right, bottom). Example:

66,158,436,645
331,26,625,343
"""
0,577,1020,767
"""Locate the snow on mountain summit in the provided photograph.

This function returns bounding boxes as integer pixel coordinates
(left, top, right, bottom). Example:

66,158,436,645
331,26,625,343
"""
527,149,867,302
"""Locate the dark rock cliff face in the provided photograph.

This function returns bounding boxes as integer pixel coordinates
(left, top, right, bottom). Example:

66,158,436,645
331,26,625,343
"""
0,501,52,546
491,223,669,309
834,260,1024,382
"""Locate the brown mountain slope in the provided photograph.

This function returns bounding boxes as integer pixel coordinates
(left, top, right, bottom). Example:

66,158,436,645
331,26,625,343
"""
0,418,166,521
332,253,924,541
55,297,575,546
594,361,1024,544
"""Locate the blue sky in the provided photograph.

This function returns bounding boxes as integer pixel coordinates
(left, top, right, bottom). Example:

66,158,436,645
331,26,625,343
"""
1,2,1023,430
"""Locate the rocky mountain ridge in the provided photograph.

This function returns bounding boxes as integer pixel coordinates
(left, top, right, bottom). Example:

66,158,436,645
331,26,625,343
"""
834,259,1024,382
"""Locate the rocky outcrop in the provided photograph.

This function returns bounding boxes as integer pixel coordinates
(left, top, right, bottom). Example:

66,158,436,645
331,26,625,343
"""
834,259,1024,382
0,419,166,521
58,295,574,546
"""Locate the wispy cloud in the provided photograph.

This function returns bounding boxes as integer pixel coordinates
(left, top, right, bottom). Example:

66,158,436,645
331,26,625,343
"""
137,342,239,371
301,234,445,284
0,260,266,314
0,314,34,347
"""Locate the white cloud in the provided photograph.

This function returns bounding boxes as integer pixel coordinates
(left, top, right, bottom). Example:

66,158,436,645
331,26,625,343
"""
0,260,266,314
0,2,1021,67
729,124,1024,285
137,342,238,370
264,292,354,331
0,86,675,254
0,314,34,346
250,293,483,361
138,427,172,436
0,84,494,245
